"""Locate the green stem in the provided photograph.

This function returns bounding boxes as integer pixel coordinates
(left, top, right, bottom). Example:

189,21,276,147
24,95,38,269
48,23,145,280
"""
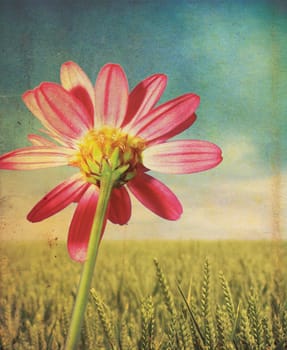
64,170,114,350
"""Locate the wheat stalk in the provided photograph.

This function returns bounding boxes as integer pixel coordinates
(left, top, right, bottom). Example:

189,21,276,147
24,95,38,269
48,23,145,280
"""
90,288,116,350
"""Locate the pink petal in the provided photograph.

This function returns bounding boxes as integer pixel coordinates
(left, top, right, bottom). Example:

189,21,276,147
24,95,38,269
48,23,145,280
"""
142,140,223,174
28,134,58,147
38,128,72,147
128,93,200,143
94,63,129,127
35,82,91,140
23,89,65,141
27,173,89,222
60,61,95,127
150,113,197,145
108,186,131,225
67,184,102,262
0,146,73,170
122,73,167,127
128,171,183,220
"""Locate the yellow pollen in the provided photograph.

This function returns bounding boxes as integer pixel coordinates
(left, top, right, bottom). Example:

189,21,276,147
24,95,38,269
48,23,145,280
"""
69,126,146,186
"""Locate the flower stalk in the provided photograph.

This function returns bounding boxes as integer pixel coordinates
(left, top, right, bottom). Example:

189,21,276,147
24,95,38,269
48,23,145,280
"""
64,162,115,350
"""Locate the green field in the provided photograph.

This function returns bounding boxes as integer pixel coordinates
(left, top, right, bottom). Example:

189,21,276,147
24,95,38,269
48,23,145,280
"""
0,240,286,349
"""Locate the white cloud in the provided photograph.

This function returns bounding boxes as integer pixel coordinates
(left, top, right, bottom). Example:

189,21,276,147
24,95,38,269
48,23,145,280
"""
222,135,257,163
217,135,261,178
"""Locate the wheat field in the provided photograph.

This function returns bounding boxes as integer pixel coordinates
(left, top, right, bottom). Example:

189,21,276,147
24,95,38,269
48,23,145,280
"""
0,240,286,349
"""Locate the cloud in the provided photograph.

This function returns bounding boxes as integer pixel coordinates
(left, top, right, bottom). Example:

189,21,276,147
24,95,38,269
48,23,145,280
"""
211,135,263,179
177,172,287,240
223,136,257,166
222,135,257,163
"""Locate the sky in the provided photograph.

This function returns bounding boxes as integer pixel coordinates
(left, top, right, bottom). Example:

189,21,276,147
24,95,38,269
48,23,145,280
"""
0,0,286,241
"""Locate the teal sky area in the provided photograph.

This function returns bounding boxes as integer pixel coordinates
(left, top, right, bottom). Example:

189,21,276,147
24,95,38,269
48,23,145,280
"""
0,0,286,240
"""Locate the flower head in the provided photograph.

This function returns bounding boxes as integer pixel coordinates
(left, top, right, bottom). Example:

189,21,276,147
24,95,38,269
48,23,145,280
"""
0,62,222,261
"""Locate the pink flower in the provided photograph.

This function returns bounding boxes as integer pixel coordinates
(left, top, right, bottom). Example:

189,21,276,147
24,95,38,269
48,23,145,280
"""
0,62,222,261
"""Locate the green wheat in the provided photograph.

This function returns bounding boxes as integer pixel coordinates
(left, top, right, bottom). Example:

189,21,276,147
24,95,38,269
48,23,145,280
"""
0,240,286,349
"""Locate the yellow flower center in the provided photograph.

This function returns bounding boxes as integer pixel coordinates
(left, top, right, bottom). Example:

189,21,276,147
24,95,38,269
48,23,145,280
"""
69,126,146,186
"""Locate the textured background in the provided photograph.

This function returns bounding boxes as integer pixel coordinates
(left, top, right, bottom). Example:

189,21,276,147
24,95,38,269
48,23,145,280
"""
0,0,286,240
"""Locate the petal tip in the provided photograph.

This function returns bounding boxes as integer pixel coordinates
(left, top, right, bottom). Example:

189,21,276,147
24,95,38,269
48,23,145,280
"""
68,246,87,263
22,88,37,103
61,60,77,68
102,62,123,70
26,211,37,223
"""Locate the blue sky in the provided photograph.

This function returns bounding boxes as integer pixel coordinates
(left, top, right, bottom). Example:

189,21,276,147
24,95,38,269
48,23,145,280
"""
0,0,286,240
